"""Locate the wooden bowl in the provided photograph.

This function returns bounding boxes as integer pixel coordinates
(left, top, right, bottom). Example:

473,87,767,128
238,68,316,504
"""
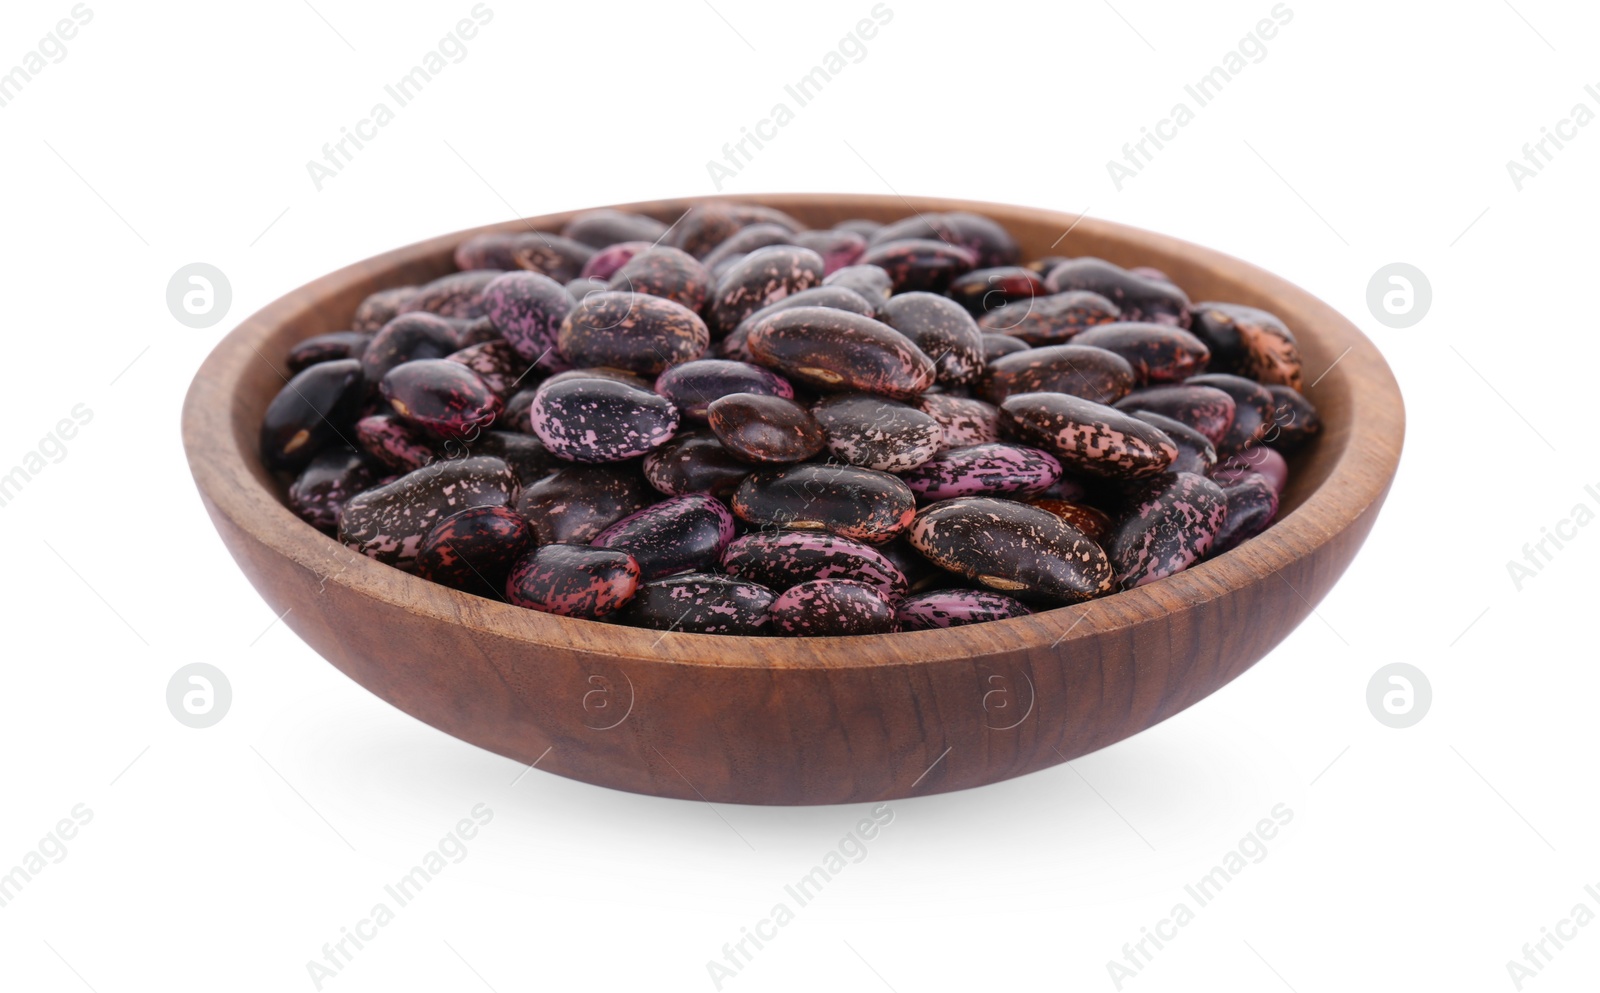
182,194,1404,805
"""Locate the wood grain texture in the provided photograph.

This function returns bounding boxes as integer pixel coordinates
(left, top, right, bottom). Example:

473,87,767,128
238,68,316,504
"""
181,194,1405,805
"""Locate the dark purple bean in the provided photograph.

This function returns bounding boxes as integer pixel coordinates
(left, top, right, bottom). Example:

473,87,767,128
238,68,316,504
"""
288,332,372,373
896,589,1032,630
642,433,752,499
615,574,776,635
351,286,418,333
1213,446,1288,494
507,233,596,283
868,212,1019,269
1113,384,1236,447
909,496,1113,603
834,218,883,238
380,360,502,440
556,291,708,376
701,223,797,273
1071,323,1211,384
1028,499,1113,543
1106,472,1227,589
771,579,897,636
980,343,1136,405
1130,411,1217,476
654,359,795,421
732,463,916,544
592,493,736,579
338,456,516,570
901,443,1062,501
453,232,523,271
982,334,1031,362
946,266,1048,315
860,238,977,293
355,413,440,472
1213,474,1279,554
517,463,648,545
744,307,935,399
287,449,374,533
471,430,553,487
822,264,894,308
447,340,530,398
260,358,365,471
667,203,803,259
361,313,462,383
878,292,985,386
505,544,640,619
810,394,942,472
528,378,679,463
999,392,1178,480
708,245,826,335
1045,258,1191,326
418,506,532,595
578,241,654,282
561,208,670,248
1264,384,1320,453
916,394,1002,449
1189,302,1303,389
402,270,500,320
1185,373,1275,455
608,246,713,311
978,290,1121,345
484,271,573,363
792,229,867,274
707,393,824,464
720,530,908,598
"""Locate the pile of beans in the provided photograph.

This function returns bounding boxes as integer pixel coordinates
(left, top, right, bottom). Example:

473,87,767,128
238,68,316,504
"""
262,202,1319,636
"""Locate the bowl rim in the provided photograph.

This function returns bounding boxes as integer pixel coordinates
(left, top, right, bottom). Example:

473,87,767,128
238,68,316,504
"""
182,193,1405,671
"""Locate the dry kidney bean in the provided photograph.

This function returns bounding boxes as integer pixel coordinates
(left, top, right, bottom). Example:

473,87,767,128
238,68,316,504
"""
517,464,648,545
916,394,1001,449
562,208,670,248
616,574,775,634
380,359,502,440
1106,472,1227,589
947,266,1048,315
592,493,736,579
655,359,795,420
999,392,1178,480
732,463,915,544
505,544,640,619
260,358,365,471
288,449,374,533
771,579,897,636
707,245,826,335
418,505,532,596
877,292,985,386
909,497,1113,603
896,589,1032,630
861,239,977,293
289,332,372,373
338,456,516,570
810,394,942,472
980,343,1136,406
608,247,713,311
721,530,908,599
744,307,936,399
557,292,708,375
707,393,824,464
1044,258,1191,326
1190,302,1303,389
642,433,752,499
978,290,1121,345
267,203,1321,634
1070,323,1211,384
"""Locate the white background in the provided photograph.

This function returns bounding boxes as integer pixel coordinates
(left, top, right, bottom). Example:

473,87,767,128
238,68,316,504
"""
1,0,1596,990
